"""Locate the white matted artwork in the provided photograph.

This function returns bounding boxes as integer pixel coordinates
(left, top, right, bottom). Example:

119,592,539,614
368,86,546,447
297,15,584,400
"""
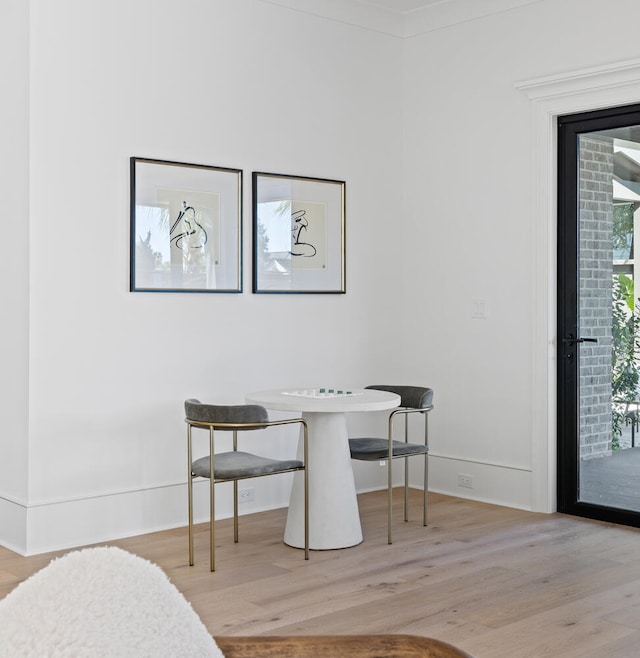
252,172,345,293
130,158,242,292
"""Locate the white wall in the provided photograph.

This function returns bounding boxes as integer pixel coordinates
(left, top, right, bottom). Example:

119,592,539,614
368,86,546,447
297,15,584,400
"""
10,0,404,554
0,0,30,554
402,0,640,509
6,0,640,555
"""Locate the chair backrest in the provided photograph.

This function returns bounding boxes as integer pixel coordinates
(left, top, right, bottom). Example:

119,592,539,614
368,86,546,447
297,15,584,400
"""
365,385,433,410
184,398,269,428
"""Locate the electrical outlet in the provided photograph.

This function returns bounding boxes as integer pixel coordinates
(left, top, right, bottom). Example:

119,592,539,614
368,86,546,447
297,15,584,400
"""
379,460,387,466
457,474,473,489
471,298,488,320
239,487,255,503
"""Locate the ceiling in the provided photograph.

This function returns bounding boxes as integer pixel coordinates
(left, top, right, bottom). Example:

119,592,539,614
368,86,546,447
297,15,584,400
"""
262,0,542,37
355,0,446,12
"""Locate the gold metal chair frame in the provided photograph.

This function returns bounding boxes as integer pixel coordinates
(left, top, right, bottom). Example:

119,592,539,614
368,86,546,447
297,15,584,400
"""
384,405,432,544
186,416,309,571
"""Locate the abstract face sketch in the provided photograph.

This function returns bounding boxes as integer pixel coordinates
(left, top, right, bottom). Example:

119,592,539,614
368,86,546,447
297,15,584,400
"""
154,188,222,288
290,201,327,270
290,209,317,258
170,201,208,251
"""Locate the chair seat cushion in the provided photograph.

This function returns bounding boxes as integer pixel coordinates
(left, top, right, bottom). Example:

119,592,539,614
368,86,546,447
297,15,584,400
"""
192,451,303,480
349,438,428,461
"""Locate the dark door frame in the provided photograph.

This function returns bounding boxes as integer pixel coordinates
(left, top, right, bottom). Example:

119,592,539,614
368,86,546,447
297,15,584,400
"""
557,102,640,527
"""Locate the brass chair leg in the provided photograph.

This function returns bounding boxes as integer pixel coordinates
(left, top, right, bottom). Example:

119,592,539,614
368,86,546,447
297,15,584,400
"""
233,480,239,543
404,457,409,523
387,455,393,545
303,423,309,560
424,413,429,527
304,468,309,561
209,428,215,572
404,414,409,523
233,430,239,544
187,426,194,567
424,453,428,527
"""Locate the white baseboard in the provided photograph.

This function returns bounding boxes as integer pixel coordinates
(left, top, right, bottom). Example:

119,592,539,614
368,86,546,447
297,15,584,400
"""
0,495,27,555
1,458,535,557
2,479,292,557
424,454,534,511
355,455,535,512
23,485,184,556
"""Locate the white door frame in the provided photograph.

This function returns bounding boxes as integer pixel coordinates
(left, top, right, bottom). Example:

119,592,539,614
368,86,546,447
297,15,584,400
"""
516,59,640,513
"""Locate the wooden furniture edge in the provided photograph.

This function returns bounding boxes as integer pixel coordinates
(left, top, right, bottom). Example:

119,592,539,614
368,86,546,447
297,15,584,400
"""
214,634,473,657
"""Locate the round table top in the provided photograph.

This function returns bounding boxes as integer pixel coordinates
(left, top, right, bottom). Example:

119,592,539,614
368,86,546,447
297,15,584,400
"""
246,388,400,413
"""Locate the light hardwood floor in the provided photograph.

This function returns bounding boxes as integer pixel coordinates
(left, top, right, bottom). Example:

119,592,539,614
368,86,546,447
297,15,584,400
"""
2,490,640,658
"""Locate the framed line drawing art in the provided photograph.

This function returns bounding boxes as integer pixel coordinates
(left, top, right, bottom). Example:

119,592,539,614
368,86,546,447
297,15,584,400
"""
130,157,242,292
252,172,345,293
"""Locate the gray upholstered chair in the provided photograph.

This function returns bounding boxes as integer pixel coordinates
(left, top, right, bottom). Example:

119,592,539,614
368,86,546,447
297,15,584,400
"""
185,399,308,571
349,385,434,544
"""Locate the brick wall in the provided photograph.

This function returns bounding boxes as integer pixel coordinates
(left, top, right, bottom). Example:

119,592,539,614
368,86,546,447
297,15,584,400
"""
578,136,614,459
579,136,613,458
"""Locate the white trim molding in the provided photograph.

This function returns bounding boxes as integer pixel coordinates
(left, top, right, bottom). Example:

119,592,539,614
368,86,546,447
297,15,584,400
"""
516,58,640,513
0,496,27,555
427,455,533,511
516,59,640,102
2,478,292,556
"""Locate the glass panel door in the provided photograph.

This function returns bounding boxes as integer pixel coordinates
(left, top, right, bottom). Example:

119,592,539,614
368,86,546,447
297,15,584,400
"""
558,104,640,526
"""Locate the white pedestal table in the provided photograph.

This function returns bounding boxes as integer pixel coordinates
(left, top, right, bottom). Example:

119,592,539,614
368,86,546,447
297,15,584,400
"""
245,388,400,550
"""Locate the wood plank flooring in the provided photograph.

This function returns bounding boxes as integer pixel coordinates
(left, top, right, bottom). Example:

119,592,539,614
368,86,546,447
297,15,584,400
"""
1,491,640,657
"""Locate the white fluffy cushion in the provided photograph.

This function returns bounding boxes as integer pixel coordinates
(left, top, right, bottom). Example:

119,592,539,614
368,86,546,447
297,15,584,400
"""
0,546,224,658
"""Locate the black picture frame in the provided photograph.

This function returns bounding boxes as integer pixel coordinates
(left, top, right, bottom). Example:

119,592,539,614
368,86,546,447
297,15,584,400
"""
252,172,346,293
130,157,242,293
